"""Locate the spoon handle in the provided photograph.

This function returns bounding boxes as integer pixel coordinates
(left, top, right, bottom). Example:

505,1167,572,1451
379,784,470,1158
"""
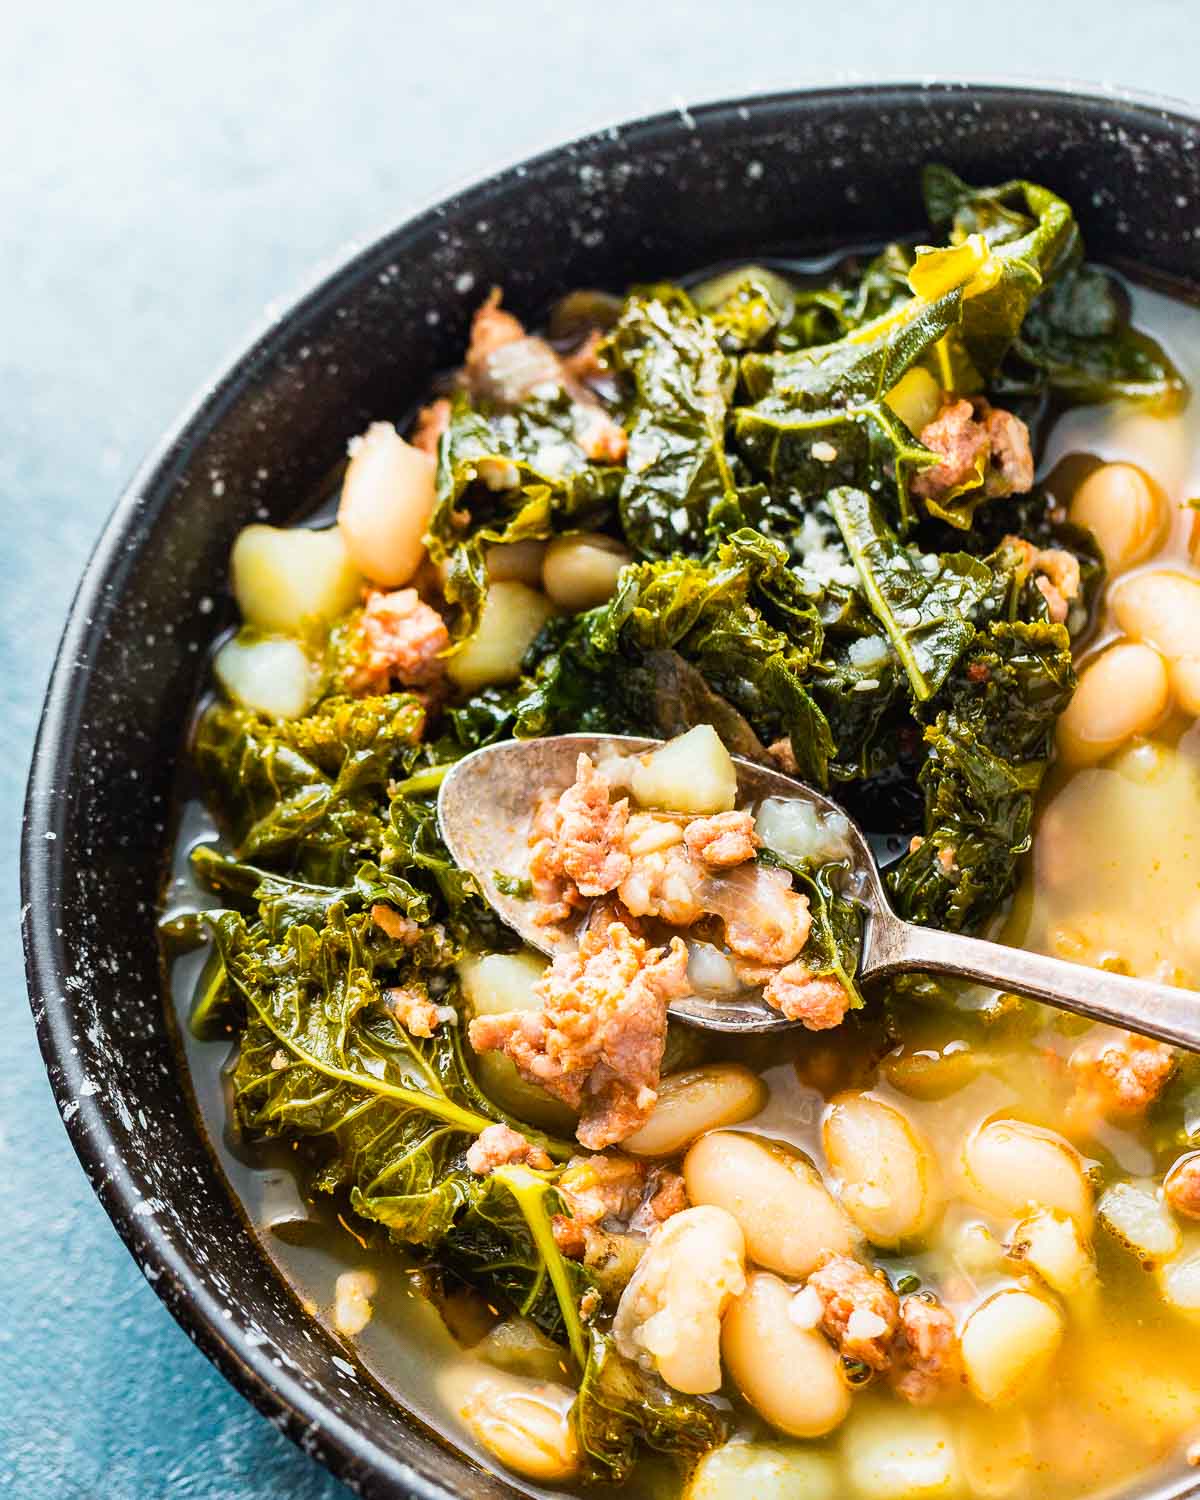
866,916,1200,1051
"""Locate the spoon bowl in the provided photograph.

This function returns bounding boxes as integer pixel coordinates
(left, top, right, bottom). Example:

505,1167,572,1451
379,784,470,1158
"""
439,732,1200,1049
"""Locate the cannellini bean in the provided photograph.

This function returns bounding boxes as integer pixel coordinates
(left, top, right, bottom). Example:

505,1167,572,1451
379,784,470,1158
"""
962,1118,1092,1228
630,726,738,816
1112,569,1200,662
541,533,632,611
1068,463,1166,572
231,524,363,633
337,421,436,586
486,539,547,585
1171,656,1200,717
442,1366,579,1483
840,1402,963,1500
1007,1209,1097,1300
685,1441,838,1500
458,953,576,1132
822,1093,941,1247
214,633,318,720
884,366,943,435
721,1272,851,1438
684,1131,856,1277
446,581,557,692
1099,1180,1182,1265
1055,642,1169,769
623,1065,766,1158
960,1289,1064,1407
613,1205,746,1394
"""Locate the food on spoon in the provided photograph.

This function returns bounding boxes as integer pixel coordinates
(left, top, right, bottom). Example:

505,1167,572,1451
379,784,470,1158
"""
172,163,1200,1495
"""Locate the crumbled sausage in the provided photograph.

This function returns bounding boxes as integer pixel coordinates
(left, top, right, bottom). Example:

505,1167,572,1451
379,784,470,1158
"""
387,987,443,1038
553,1156,686,1258
553,755,632,897
1003,535,1082,625
467,921,692,1149
806,1253,899,1371
1067,1030,1176,1124
890,1294,963,1405
371,903,420,945
683,810,760,869
462,290,627,462
762,962,853,1031
647,1169,689,1223
766,737,799,775
352,588,449,693
912,396,1033,504
466,1123,553,1176
410,397,451,456
706,862,812,967
618,844,708,927
1166,1153,1200,1220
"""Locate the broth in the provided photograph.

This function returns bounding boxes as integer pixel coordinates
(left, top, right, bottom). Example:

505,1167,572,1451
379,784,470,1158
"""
165,274,1200,1500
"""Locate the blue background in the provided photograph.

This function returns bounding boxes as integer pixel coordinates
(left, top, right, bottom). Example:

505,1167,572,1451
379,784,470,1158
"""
2,3,1198,1494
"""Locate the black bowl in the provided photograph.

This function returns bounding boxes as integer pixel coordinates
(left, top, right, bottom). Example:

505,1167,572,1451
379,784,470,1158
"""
22,82,1200,1500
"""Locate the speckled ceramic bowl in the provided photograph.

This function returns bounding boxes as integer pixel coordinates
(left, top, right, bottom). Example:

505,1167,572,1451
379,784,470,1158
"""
22,83,1200,1500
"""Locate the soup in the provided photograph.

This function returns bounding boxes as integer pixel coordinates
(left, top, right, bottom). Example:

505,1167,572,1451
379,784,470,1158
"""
163,166,1200,1499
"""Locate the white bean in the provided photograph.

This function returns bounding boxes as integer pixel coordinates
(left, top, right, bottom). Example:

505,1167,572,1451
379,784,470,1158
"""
486,539,546,585
840,1401,963,1500
441,1366,579,1483
337,421,436,586
960,1289,1064,1407
542,533,632,610
1068,463,1166,572
231,524,362,633
686,1442,838,1500
332,1269,377,1337
1112,569,1200,662
613,1205,746,1395
721,1272,851,1438
962,1118,1092,1228
623,1065,766,1158
1173,657,1200,717
1056,642,1169,768
684,1131,856,1277
446,581,557,692
822,1093,941,1247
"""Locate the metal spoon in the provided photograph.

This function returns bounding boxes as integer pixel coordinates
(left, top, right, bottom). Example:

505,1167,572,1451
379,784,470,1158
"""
438,732,1200,1044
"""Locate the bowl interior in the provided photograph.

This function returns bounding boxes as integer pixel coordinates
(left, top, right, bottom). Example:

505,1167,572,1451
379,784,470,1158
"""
22,82,1200,1500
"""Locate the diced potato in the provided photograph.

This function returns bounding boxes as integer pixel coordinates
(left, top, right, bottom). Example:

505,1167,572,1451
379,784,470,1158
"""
231,523,363,633
337,420,436,586
1098,1180,1182,1265
630,726,738,815
955,1409,1034,1499
213,633,318,720
1157,1241,1200,1318
473,1318,568,1384
686,1441,838,1500
884,367,942,435
1007,1209,1097,1301
459,953,576,1132
841,1401,963,1500
960,1289,1064,1407
446,581,556,693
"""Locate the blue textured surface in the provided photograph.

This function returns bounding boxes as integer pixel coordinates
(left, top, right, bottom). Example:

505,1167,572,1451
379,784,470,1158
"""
2,4,1198,1495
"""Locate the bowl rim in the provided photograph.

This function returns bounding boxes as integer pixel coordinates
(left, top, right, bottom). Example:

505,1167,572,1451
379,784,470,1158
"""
21,78,1200,1500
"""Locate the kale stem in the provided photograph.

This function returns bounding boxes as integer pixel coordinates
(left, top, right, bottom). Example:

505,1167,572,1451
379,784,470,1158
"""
391,763,452,797
493,1163,588,1371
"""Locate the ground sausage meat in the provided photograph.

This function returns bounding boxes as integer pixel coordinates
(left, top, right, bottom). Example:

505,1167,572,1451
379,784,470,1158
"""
807,1253,899,1371
912,395,1034,504
683,810,760,869
1004,535,1083,625
705,862,812,967
1068,1030,1176,1124
353,588,449,693
890,1294,963,1405
386,987,443,1039
371,903,421,945
410,397,450,456
465,1123,552,1176
467,921,692,1149
762,962,854,1031
1166,1152,1200,1220
552,754,632,897
618,844,708,927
